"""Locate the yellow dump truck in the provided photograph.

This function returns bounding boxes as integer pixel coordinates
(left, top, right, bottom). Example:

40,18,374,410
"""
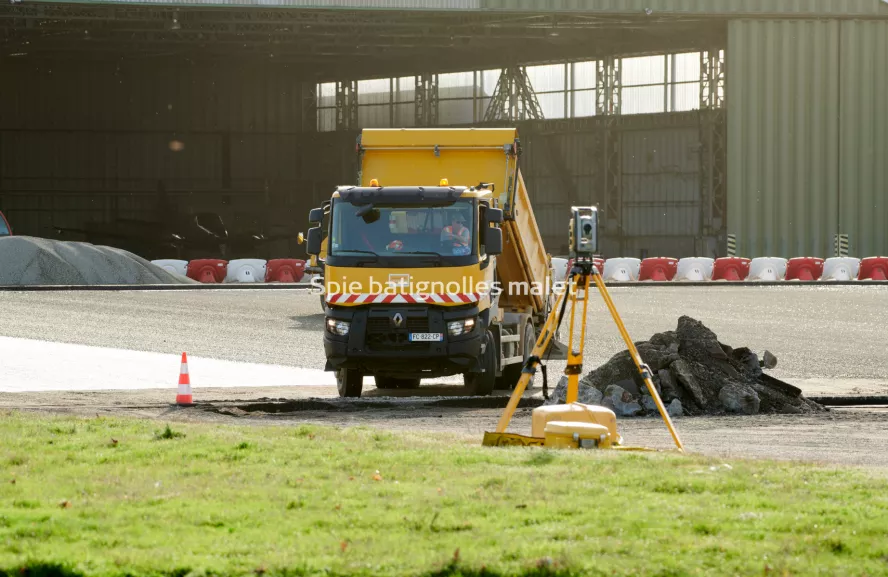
305,128,561,397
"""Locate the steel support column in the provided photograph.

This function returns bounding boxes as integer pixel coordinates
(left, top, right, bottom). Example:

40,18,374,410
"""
483,66,544,122
335,80,358,131
701,49,726,110
594,57,622,245
595,56,621,116
414,73,439,127
301,82,318,132
601,120,622,239
699,49,726,254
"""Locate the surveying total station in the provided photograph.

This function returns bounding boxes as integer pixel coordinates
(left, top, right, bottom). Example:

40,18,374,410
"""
482,206,685,452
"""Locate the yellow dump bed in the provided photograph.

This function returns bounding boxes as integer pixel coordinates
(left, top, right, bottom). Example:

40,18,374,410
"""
359,128,549,314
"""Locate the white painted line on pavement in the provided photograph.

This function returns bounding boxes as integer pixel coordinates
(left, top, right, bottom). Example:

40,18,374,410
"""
0,336,335,392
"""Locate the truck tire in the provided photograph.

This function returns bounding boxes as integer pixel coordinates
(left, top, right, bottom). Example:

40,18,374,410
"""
497,323,536,390
336,369,363,398
374,376,420,390
463,330,496,396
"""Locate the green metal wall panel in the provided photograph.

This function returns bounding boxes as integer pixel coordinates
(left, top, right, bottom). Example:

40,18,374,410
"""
729,19,888,258
839,20,888,258
728,20,840,258
481,0,888,16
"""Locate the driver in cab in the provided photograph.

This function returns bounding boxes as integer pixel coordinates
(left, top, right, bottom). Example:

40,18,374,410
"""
440,212,471,255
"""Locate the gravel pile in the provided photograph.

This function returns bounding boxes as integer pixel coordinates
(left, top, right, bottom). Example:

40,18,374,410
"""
548,315,823,417
0,236,195,285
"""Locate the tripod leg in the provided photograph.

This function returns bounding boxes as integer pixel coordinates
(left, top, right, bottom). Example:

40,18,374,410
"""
494,282,569,434
591,272,685,452
565,273,592,404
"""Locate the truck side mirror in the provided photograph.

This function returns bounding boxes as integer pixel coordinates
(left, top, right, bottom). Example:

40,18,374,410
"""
308,208,324,223
485,227,503,255
306,227,322,256
484,208,503,225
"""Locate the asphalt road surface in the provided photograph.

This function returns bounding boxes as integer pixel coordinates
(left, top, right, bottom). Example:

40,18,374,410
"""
0,285,886,394
3,285,888,466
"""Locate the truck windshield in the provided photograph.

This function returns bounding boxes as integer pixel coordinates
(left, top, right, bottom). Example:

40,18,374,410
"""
330,200,475,258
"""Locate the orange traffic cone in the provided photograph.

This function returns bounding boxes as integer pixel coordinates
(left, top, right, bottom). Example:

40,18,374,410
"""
176,352,193,406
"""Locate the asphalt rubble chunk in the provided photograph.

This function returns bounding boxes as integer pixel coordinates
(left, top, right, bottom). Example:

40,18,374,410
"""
547,315,824,417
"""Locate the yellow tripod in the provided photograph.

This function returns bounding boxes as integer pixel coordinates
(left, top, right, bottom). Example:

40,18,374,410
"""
483,258,685,452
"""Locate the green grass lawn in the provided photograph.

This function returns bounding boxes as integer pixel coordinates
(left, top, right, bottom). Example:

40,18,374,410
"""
1,412,887,577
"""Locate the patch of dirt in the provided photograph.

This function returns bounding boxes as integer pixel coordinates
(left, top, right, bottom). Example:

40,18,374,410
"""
204,396,545,417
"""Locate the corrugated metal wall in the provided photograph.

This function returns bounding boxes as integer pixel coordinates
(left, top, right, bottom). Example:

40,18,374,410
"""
621,127,700,237
481,0,888,16
728,19,888,258
518,113,709,257
839,20,888,258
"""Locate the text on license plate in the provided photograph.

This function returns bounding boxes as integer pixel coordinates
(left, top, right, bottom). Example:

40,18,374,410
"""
409,333,443,342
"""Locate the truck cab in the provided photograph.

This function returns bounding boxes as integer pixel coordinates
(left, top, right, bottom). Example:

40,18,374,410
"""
310,183,504,396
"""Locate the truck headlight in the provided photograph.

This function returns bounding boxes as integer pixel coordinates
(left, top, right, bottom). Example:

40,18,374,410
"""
447,317,476,337
326,318,350,336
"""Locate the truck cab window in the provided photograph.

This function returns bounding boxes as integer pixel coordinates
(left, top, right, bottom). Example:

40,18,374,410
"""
331,200,476,258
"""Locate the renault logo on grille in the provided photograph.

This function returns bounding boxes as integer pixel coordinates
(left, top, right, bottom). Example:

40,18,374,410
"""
392,313,404,328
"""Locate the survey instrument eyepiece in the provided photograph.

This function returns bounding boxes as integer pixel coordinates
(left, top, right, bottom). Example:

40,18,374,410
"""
569,206,598,258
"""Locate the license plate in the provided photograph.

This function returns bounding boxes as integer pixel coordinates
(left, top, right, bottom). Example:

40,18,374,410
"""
409,333,443,342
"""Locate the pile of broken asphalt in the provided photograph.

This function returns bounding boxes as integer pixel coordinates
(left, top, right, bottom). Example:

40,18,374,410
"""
548,316,824,418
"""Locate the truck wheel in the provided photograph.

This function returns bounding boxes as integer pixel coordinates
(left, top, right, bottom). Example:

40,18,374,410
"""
464,330,496,396
497,323,536,390
336,369,363,398
374,376,420,390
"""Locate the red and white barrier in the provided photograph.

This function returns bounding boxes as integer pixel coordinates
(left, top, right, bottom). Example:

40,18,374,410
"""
712,257,751,281
593,257,605,275
225,259,267,283
785,257,824,281
675,257,714,282
563,257,604,278
186,259,227,283
859,257,888,281
748,257,787,281
602,258,640,282
168,253,888,287
821,257,860,281
266,259,306,283
639,257,678,282
150,259,189,278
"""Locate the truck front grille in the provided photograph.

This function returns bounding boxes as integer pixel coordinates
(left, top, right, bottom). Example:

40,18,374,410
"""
367,318,429,333
366,316,431,351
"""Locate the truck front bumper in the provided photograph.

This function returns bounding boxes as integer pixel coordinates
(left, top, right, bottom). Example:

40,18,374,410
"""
323,304,483,379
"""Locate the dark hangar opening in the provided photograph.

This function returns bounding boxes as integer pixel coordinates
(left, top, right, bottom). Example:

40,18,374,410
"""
0,4,727,259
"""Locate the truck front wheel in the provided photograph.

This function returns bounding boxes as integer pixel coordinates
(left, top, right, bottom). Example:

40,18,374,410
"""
463,330,496,396
497,323,536,390
336,369,363,398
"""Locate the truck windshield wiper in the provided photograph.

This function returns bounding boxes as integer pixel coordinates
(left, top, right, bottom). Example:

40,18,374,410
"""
335,249,379,258
397,251,442,258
